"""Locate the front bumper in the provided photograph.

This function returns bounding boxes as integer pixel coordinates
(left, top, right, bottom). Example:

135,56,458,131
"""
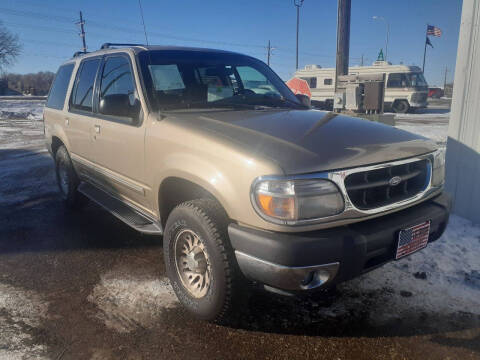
410,102,428,109
229,192,451,292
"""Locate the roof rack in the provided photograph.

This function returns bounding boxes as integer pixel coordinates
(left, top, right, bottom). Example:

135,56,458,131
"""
100,43,145,50
73,51,89,58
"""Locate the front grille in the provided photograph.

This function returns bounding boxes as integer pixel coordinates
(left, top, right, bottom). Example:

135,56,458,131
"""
344,159,430,210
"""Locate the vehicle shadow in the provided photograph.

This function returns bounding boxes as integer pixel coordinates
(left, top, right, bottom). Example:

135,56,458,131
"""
0,197,161,253
0,147,160,253
414,107,450,114
224,287,480,339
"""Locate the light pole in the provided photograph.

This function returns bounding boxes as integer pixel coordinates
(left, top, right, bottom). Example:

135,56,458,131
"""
294,0,304,69
373,16,389,62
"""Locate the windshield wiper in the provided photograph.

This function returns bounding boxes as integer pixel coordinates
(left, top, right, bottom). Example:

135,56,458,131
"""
160,100,257,111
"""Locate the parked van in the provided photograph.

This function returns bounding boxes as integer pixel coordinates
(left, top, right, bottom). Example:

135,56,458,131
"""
295,61,429,113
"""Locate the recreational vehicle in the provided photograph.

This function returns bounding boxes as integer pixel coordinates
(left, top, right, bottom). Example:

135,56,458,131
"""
295,61,429,113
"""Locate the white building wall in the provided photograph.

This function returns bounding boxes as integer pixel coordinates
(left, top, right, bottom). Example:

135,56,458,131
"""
445,0,480,223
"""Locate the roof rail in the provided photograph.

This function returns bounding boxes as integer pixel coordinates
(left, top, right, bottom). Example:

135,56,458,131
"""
100,43,145,50
73,51,89,58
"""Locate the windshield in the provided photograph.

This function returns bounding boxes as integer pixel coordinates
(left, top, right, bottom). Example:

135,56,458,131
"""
408,73,428,87
387,72,428,89
138,50,304,111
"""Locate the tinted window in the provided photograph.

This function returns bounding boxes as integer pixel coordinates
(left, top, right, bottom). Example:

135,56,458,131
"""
100,56,135,101
324,78,332,86
71,59,100,112
99,56,139,120
46,64,74,110
387,73,407,88
236,66,281,97
137,50,303,111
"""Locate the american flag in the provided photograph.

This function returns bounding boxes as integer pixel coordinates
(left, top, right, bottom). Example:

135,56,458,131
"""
396,221,431,259
427,25,442,37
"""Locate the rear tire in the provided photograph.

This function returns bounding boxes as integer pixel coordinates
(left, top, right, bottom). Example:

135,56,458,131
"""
392,100,410,114
55,145,84,209
164,199,244,324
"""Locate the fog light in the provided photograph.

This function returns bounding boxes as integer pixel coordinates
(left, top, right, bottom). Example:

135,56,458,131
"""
301,269,332,289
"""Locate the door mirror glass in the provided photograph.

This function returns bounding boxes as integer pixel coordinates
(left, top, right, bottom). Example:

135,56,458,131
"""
99,94,140,120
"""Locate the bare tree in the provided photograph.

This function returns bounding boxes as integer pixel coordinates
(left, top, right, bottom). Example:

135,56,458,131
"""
0,21,22,73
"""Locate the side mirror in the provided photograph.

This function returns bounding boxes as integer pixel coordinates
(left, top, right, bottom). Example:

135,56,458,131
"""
99,94,140,122
295,94,311,108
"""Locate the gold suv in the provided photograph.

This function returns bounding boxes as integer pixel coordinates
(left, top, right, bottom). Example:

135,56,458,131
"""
44,43,450,323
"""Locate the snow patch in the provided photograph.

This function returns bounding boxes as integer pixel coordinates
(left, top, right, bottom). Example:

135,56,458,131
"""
88,270,178,333
395,123,448,144
393,111,450,120
0,283,49,359
0,100,45,122
328,214,480,325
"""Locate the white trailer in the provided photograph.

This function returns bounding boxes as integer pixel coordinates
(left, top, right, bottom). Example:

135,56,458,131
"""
294,61,429,113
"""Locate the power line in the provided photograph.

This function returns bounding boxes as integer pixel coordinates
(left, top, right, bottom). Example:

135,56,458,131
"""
0,6,266,50
2,5,363,66
0,7,76,23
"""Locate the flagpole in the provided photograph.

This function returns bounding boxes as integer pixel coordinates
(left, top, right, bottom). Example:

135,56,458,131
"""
422,36,428,73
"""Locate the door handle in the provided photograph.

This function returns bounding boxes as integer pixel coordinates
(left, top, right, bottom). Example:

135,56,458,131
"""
94,125,101,134
64,117,70,125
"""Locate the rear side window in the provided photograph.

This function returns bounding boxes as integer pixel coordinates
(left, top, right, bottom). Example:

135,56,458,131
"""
71,59,100,112
46,64,74,110
387,73,407,88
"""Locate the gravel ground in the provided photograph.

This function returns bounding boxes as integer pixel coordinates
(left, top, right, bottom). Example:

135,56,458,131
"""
0,98,479,360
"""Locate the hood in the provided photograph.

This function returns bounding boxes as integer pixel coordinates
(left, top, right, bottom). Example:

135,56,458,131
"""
164,109,436,175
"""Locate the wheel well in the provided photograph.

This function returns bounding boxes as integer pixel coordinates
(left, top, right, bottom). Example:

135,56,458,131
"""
51,136,64,157
158,177,217,226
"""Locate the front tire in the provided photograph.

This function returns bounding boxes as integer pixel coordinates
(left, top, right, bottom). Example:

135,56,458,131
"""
55,145,84,209
164,199,243,324
392,100,410,113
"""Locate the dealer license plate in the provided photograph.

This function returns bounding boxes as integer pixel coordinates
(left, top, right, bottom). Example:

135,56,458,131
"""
395,221,431,260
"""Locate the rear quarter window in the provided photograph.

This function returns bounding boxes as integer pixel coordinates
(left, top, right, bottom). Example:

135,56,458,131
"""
46,63,75,110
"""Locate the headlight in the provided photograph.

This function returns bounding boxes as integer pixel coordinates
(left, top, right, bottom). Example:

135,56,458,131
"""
432,148,445,187
252,178,345,224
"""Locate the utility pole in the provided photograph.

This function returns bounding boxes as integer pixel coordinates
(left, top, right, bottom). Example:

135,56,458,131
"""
360,54,364,66
443,66,448,89
266,40,276,66
335,0,351,92
294,0,304,70
76,11,87,53
422,37,428,73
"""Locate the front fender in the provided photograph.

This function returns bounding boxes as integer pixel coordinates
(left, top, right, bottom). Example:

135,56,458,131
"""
153,152,237,220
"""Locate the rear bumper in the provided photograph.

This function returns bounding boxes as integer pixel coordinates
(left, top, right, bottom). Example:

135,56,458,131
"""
229,192,451,292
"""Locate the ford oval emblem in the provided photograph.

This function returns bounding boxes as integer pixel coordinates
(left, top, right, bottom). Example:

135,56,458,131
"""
389,176,402,186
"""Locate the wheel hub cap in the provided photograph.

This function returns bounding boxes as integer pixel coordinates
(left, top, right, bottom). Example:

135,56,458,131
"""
174,229,211,298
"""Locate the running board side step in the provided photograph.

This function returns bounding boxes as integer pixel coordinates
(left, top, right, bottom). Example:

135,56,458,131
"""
78,182,163,235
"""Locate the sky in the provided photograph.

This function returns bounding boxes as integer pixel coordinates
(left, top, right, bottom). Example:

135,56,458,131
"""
1,0,463,86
